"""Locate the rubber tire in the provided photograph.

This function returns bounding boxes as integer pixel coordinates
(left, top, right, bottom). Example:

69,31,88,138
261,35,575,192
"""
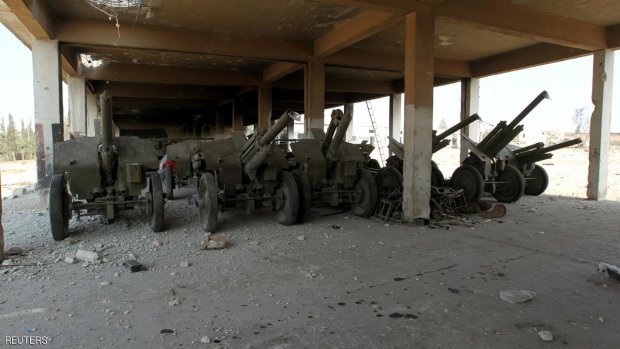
524,164,549,196
50,174,70,241
366,159,381,170
275,171,300,226
493,164,525,203
199,173,219,233
431,161,445,187
291,169,312,223
150,172,165,232
351,169,379,218
375,166,403,196
164,165,174,200
450,164,484,204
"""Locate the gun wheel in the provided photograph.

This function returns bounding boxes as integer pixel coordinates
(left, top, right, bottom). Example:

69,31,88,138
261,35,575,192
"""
274,171,300,226
524,164,549,196
164,165,174,200
149,172,165,232
199,173,219,233
376,166,403,197
351,169,378,218
431,161,445,187
493,164,525,203
291,169,312,223
450,164,484,204
50,174,71,241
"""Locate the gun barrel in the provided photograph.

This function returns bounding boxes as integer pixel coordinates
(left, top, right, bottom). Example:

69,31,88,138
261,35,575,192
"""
539,138,582,153
478,121,506,150
322,110,343,154
512,142,544,155
506,90,550,129
259,110,300,147
485,125,524,157
435,114,480,141
326,110,352,161
100,93,113,149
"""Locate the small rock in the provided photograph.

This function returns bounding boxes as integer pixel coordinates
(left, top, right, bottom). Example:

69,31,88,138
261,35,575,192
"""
12,187,26,197
153,239,163,247
63,237,79,246
4,247,24,256
99,281,111,287
598,317,604,323
296,235,305,241
2,259,14,266
538,330,553,342
160,329,175,335
249,240,260,246
200,336,211,344
499,290,537,304
64,252,77,264
169,299,180,306
75,250,99,262
180,261,190,268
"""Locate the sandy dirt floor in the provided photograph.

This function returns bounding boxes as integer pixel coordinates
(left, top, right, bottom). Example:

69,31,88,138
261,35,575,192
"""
0,187,620,348
0,160,36,198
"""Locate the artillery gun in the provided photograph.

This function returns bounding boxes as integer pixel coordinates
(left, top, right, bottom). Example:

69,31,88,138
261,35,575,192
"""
498,138,582,196
50,94,166,241
377,114,482,197
159,139,213,200
193,111,302,232
288,109,378,220
451,90,550,203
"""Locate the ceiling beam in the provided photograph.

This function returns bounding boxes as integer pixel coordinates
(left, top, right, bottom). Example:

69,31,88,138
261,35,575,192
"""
111,97,216,110
320,0,606,51
3,0,52,39
56,18,313,63
470,43,590,78
314,10,402,57
274,74,395,95
98,82,233,100
263,62,304,83
82,63,260,86
608,24,620,49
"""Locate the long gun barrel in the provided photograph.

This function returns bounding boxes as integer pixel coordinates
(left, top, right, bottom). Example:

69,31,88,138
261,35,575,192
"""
326,110,352,162
99,93,115,186
514,138,582,165
321,110,344,155
433,114,481,153
243,110,300,179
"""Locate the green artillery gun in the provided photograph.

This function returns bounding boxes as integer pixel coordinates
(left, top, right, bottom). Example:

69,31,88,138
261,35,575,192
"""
159,139,213,200
375,114,481,199
191,111,302,232
50,93,166,241
498,138,582,196
451,90,550,203
288,109,378,220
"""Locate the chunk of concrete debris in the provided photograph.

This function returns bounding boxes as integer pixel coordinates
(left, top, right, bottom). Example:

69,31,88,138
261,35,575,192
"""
4,247,24,256
63,236,79,246
122,260,143,272
2,259,14,266
499,290,537,304
179,261,190,268
200,336,211,344
168,298,180,306
296,235,305,241
153,239,163,247
11,187,27,197
64,252,77,264
75,249,99,262
538,330,553,342
202,236,228,250
331,224,343,230
99,281,111,287
597,262,620,282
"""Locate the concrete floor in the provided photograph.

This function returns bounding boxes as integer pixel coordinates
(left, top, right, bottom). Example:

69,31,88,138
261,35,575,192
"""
1,190,619,348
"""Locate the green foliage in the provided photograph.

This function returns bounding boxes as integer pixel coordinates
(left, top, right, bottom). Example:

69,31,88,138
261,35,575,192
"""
0,114,36,161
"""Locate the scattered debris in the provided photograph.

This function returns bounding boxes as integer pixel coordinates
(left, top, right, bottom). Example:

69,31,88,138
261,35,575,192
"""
123,260,143,272
180,261,190,267
538,330,554,342
479,204,507,219
99,281,111,287
75,249,99,263
499,290,537,304
200,336,211,343
331,225,343,230
64,252,77,264
202,236,228,250
4,246,24,256
168,299,180,306
597,262,620,282
296,235,305,241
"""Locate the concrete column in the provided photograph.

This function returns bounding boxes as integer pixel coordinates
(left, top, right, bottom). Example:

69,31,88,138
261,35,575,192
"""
32,39,63,187
344,103,354,141
258,82,272,129
86,90,98,137
459,78,480,162
389,93,403,143
402,8,434,223
587,50,615,200
304,59,325,132
232,101,244,132
68,76,86,138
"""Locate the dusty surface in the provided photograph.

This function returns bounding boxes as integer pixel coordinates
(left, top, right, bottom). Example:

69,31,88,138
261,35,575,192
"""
0,160,36,198
1,188,619,348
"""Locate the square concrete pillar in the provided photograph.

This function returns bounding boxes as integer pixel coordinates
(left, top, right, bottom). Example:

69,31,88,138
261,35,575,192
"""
344,103,354,141
587,50,614,200
86,90,99,137
68,76,86,138
389,93,403,143
460,78,480,162
304,59,325,132
258,82,272,129
32,39,63,187
402,8,435,223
